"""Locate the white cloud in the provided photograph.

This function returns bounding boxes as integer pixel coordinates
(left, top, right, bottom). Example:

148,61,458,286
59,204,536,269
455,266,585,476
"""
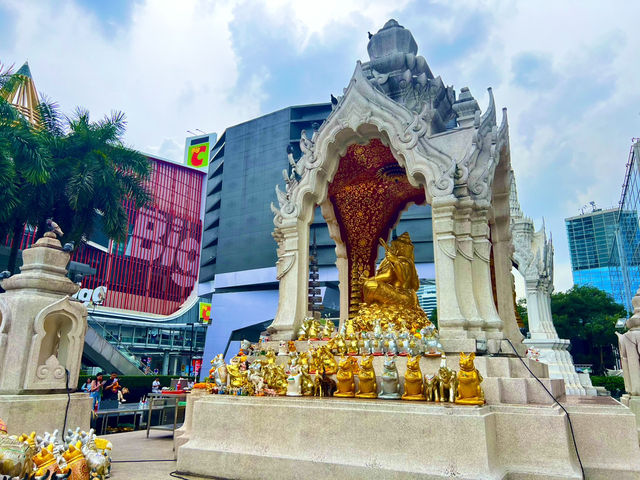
2,0,638,294
1,0,263,161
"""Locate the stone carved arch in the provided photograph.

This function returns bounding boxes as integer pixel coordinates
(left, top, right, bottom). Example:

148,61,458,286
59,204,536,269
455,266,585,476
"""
270,64,512,344
488,141,524,345
0,298,10,371
23,296,87,390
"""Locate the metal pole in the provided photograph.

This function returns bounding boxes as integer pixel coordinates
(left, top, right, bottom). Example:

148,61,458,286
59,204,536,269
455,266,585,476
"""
190,322,194,378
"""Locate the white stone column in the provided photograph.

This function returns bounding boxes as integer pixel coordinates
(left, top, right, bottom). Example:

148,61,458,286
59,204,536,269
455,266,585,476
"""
268,220,310,340
470,205,503,339
525,280,545,340
454,196,484,339
432,196,468,340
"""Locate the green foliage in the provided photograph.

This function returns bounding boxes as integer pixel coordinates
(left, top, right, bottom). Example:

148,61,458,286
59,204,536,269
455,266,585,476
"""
77,375,195,403
0,67,51,265
0,63,152,272
429,307,437,328
591,375,625,397
33,107,152,247
551,285,626,374
516,298,528,330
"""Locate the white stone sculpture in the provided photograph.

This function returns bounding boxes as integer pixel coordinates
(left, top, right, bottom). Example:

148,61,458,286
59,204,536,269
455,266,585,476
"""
510,172,595,395
0,232,91,434
286,365,302,397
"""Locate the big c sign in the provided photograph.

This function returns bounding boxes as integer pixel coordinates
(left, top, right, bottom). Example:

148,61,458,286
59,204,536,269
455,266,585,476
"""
130,207,201,288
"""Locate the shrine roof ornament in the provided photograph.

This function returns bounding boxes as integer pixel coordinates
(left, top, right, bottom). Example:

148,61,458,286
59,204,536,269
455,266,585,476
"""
271,19,511,228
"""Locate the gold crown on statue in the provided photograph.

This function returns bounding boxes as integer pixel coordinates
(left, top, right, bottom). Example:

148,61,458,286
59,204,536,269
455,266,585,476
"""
390,232,414,257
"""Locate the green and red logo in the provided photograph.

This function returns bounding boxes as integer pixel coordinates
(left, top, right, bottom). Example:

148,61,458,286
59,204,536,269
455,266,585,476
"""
188,142,209,168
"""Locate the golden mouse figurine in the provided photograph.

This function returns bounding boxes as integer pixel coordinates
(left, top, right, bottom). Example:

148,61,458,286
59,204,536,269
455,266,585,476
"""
355,355,377,398
300,363,315,396
334,356,359,397
321,319,335,339
402,355,425,400
455,352,485,405
318,345,338,374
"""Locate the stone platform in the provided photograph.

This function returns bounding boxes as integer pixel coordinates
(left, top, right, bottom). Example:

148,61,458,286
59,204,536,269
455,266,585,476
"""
177,394,640,480
0,393,92,435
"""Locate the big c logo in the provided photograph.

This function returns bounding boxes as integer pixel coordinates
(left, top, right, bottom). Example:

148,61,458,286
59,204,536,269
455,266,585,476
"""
188,142,209,168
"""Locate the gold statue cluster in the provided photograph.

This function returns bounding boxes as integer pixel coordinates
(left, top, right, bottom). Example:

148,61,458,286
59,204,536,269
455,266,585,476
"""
0,423,112,480
351,233,432,332
203,345,484,406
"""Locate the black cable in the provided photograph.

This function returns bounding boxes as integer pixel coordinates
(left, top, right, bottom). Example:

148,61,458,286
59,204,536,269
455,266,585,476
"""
62,368,71,435
169,472,191,480
504,338,585,480
111,459,175,463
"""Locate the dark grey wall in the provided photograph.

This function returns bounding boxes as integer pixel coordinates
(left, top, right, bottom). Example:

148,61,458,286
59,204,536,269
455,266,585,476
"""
200,103,434,282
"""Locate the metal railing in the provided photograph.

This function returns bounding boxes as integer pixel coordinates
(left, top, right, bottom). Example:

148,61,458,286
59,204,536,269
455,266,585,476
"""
88,313,144,370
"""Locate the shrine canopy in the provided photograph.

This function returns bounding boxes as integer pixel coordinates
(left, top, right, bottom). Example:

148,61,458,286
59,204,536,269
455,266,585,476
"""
269,19,518,347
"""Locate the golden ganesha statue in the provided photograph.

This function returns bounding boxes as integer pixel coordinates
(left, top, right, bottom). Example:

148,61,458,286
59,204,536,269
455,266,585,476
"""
352,232,432,332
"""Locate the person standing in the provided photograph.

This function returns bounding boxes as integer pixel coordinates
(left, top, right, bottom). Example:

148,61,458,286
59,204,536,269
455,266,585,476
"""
102,372,120,408
90,373,105,410
81,377,92,393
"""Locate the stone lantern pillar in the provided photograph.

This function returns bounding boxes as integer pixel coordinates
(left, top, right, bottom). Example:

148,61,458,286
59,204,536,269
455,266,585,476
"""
0,232,92,434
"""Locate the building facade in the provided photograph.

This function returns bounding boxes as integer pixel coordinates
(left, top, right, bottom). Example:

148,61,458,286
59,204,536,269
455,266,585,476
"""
610,140,640,313
199,103,437,365
565,207,631,308
3,156,209,375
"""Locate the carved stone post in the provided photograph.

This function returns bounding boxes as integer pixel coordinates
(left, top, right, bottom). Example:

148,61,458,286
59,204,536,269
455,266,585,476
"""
432,195,467,340
470,204,503,339
454,194,484,339
268,220,309,340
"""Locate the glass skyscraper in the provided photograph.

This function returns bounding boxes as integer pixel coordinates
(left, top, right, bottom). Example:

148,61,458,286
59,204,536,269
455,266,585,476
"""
565,208,627,307
609,140,640,313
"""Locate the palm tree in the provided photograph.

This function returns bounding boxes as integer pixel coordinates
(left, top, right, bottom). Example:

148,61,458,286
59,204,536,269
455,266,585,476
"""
0,63,51,273
34,107,152,248
1,62,152,272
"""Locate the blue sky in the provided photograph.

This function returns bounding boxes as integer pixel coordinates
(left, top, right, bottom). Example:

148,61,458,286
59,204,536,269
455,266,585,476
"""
1,0,639,293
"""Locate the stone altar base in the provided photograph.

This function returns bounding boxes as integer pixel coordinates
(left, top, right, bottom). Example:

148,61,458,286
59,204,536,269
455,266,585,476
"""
177,395,640,480
621,394,640,442
0,393,92,435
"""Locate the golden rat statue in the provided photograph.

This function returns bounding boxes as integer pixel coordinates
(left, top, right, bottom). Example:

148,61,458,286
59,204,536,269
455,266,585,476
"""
355,355,378,398
352,233,433,332
318,345,338,375
402,355,425,400
455,352,485,405
334,356,359,397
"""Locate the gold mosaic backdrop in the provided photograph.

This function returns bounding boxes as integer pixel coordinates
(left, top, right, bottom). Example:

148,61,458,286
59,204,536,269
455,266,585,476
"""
327,139,426,316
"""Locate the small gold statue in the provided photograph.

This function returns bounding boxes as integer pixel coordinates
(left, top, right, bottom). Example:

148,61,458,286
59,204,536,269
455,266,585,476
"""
424,373,438,402
401,355,425,400
300,363,315,396
355,355,378,398
334,356,359,397
308,318,322,340
347,334,359,356
334,334,348,356
227,363,249,389
436,356,457,403
318,345,338,375
455,352,485,405
321,319,335,339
